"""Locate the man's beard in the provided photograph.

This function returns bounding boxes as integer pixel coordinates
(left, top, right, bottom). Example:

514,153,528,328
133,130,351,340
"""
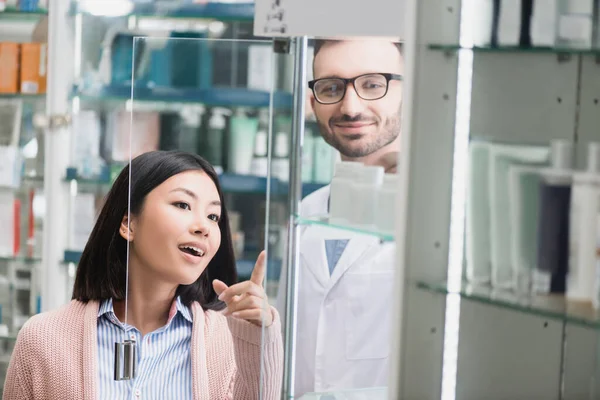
316,111,401,158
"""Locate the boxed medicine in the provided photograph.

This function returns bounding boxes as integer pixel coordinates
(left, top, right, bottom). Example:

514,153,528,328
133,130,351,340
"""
0,43,19,94
20,43,47,94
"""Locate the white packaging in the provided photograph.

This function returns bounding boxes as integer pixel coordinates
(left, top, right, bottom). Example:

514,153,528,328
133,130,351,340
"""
489,143,550,289
470,0,495,46
72,111,102,178
349,165,384,229
375,174,399,234
248,44,275,92
567,142,600,301
272,132,289,182
531,0,558,46
556,0,594,48
498,0,521,45
70,193,96,251
329,161,362,224
0,146,21,188
250,130,269,177
0,191,15,257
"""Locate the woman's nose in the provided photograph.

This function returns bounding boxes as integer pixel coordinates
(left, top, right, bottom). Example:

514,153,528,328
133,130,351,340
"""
190,218,209,236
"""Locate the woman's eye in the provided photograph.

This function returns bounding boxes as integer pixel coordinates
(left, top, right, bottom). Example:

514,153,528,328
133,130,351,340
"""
208,214,220,222
174,202,191,210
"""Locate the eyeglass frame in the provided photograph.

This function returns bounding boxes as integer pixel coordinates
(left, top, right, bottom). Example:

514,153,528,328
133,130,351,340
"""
308,73,403,105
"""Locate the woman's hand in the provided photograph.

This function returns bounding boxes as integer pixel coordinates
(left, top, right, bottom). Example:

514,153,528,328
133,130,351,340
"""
212,251,274,327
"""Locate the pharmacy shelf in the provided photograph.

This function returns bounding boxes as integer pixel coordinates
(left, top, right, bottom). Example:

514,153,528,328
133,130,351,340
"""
0,334,17,343
74,86,293,110
295,215,395,242
0,93,45,101
0,7,47,21
428,44,600,55
71,1,253,21
0,256,41,264
416,280,600,330
65,168,326,197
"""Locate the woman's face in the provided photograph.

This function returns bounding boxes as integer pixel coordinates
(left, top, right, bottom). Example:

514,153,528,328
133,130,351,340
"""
122,170,222,286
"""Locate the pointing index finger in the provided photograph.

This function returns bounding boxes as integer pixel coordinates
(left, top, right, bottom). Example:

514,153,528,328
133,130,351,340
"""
250,251,266,287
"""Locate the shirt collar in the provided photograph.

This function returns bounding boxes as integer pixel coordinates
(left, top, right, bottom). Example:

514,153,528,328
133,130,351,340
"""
98,296,193,325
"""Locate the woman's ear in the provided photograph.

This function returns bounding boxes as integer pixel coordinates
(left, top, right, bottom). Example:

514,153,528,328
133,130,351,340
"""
119,215,134,241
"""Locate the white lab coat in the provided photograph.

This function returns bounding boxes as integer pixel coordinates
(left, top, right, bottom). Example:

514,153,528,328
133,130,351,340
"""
277,185,396,397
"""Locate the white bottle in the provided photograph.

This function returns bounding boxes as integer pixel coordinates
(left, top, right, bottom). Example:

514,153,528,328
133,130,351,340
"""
272,132,289,182
375,173,399,235
250,110,270,177
349,165,385,229
568,142,600,301
329,161,362,224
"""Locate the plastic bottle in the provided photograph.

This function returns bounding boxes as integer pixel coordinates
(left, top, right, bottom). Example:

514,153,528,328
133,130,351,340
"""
205,108,228,174
348,165,385,229
329,161,362,224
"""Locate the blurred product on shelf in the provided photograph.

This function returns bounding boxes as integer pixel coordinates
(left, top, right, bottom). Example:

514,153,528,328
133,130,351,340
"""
71,111,104,179
0,0,5,12
228,210,245,260
0,42,47,95
106,110,160,162
228,108,258,175
203,107,229,173
488,143,549,289
312,133,337,184
0,192,16,257
272,114,290,182
69,193,97,252
247,43,275,92
555,0,595,49
250,109,269,177
0,43,19,94
18,0,40,12
20,43,47,94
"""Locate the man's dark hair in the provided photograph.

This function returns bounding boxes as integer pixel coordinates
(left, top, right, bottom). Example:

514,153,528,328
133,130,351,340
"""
72,150,237,311
313,39,403,59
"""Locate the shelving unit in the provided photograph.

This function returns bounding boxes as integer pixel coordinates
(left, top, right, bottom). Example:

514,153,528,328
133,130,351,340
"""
74,86,294,110
70,1,254,21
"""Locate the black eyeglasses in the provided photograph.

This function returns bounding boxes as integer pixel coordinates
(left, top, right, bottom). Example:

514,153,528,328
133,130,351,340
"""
308,73,403,105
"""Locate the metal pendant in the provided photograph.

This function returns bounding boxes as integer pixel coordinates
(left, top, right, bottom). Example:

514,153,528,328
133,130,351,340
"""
114,340,136,381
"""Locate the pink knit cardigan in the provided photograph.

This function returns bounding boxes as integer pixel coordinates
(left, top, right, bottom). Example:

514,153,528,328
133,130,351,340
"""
2,300,283,400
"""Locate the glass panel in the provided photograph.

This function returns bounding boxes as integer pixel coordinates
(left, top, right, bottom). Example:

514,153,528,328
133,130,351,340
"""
274,37,403,399
124,36,281,397
410,0,600,394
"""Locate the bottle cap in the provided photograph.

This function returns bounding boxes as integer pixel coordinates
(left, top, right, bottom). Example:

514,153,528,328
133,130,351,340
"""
550,140,573,170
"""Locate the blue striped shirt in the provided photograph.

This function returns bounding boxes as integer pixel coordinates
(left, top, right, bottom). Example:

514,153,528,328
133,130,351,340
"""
97,297,193,400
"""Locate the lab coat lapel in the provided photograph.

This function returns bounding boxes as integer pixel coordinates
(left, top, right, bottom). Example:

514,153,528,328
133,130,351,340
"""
300,225,333,287
327,233,379,290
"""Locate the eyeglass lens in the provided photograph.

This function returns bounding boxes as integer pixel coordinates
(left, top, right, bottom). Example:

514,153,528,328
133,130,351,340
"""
313,73,389,104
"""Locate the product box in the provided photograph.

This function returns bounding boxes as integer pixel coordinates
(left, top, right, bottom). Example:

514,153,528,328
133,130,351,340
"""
20,43,47,94
0,43,19,94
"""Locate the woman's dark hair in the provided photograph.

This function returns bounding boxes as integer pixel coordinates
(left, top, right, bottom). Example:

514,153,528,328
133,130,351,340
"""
72,150,237,310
